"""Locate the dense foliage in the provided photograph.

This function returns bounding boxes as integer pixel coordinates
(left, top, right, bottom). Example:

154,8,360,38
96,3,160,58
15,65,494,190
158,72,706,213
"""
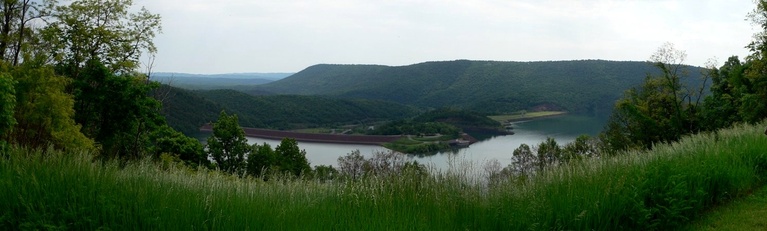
206,111,311,177
0,0,207,166
155,84,221,135
254,60,707,116
599,22,767,153
2,63,93,150
0,73,15,148
149,125,208,168
194,89,421,130
412,108,500,128
600,44,707,152
156,85,421,135
368,120,459,136
206,111,249,174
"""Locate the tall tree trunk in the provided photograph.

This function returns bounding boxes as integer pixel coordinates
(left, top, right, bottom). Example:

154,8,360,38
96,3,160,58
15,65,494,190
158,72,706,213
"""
0,1,15,61
12,0,29,66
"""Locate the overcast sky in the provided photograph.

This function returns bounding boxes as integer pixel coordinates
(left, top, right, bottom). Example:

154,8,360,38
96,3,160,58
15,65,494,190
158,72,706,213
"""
134,0,758,74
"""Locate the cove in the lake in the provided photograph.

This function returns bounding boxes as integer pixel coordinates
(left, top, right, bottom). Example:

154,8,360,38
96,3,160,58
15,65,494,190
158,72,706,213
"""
243,114,607,170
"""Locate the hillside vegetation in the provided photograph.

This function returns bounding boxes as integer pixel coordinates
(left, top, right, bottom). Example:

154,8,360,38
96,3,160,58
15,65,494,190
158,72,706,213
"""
197,89,422,129
160,87,422,133
155,85,223,135
255,60,707,115
3,121,765,230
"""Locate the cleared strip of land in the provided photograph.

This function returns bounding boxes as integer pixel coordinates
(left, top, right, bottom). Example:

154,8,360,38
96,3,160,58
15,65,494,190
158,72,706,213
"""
488,111,567,123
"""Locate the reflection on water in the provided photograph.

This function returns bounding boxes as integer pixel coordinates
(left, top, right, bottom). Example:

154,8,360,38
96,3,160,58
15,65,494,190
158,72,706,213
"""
236,114,607,170
511,114,606,138
244,137,388,167
419,115,606,169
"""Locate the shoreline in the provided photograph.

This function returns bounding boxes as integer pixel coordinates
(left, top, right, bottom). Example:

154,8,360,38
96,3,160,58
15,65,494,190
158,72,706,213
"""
200,125,401,146
200,125,481,154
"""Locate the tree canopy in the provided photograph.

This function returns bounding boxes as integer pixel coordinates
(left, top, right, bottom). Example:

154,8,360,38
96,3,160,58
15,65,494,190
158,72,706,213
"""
207,111,249,174
0,0,214,167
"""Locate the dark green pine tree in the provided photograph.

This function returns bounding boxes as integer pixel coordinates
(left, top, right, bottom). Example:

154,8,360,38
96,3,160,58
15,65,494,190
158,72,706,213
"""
207,111,249,174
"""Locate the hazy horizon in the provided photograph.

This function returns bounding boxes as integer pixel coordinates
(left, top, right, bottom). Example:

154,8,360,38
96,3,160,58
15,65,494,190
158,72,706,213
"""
136,0,756,74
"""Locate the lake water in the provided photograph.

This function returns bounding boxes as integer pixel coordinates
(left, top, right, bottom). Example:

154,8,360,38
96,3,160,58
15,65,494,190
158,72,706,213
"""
244,114,607,170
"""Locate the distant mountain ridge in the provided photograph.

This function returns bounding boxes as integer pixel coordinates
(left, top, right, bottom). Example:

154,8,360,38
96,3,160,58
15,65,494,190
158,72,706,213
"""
253,60,707,116
152,72,294,80
151,72,295,90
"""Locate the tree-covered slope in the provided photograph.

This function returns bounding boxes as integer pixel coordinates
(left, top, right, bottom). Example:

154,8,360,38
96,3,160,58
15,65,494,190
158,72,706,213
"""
196,89,420,129
162,87,421,132
255,60,707,116
156,85,223,135
255,64,389,95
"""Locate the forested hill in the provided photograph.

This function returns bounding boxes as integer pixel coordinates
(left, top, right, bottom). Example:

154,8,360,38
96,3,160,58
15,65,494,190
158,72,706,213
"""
159,85,420,135
254,60,707,115
155,85,220,135
195,90,420,129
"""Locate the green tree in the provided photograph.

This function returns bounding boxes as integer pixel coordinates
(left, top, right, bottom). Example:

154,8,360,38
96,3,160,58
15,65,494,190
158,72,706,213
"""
312,165,338,182
149,125,208,168
64,59,164,158
43,0,161,74
0,70,15,154
741,0,767,123
695,2,767,130
0,72,15,137
511,143,536,177
600,43,706,151
1,0,166,157
207,111,249,175
561,135,598,161
275,137,310,177
4,63,93,150
246,143,276,178
0,0,194,158
535,137,561,171
0,0,54,66
702,56,746,130
337,150,368,180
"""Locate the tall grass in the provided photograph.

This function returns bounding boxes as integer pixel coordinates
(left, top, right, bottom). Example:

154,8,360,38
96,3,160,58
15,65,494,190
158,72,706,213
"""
1,122,766,230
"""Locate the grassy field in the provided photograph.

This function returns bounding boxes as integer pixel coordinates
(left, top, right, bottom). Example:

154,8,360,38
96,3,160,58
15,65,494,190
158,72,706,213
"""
1,122,766,230
682,186,767,230
488,111,567,123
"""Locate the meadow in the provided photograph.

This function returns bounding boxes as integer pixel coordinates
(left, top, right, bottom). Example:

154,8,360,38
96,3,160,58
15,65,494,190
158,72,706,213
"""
1,122,765,230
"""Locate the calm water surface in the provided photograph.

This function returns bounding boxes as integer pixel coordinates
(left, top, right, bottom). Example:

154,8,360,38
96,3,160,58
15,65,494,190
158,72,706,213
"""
245,114,607,169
